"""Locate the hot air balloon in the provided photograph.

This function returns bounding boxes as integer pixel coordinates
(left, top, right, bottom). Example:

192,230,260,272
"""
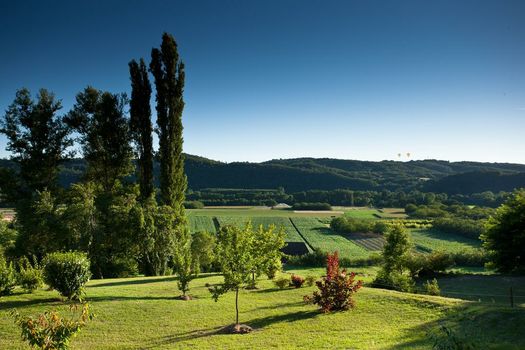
406,152,411,158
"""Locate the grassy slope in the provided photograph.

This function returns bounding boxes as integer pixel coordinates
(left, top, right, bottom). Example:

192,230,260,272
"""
1,272,524,349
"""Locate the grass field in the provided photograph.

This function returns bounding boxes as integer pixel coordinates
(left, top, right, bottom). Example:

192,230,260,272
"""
290,217,370,259
410,229,481,253
340,208,382,219
1,271,524,349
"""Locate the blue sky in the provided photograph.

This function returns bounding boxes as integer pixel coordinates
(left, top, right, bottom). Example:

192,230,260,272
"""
0,0,524,163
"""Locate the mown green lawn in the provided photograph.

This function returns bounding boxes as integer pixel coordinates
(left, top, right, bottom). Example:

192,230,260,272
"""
1,271,524,349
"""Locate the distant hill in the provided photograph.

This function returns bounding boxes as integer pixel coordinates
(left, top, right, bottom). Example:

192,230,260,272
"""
2,155,525,194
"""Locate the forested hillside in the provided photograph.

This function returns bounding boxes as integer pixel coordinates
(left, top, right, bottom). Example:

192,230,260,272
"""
2,155,525,194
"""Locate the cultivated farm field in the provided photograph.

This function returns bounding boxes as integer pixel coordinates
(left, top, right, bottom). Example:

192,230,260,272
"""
410,229,481,253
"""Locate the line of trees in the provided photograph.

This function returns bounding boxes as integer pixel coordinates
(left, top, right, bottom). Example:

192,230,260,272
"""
0,33,190,279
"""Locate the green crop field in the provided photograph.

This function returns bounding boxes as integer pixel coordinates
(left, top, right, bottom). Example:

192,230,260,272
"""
290,217,370,259
344,232,385,251
215,216,305,243
410,229,481,253
340,208,382,219
188,216,216,234
1,271,524,349
187,207,342,218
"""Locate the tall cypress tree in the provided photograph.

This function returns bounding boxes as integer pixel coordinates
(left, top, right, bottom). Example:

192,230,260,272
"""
150,32,187,214
129,59,154,201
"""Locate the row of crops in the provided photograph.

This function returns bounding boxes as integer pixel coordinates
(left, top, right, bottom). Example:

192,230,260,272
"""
188,215,482,259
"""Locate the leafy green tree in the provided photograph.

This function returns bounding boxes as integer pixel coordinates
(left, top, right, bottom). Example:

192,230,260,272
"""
481,189,525,273
209,224,256,331
149,33,192,285
66,87,139,278
173,228,194,298
61,182,98,252
250,224,285,286
14,190,66,257
0,215,17,256
66,87,133,192
150,33,187,211
0,89,72,257
191,231,216,273
373,224,414,292
129,59,154,201
0,88,72,196
382,224,412,274
88,184,142,278
136,203,179,276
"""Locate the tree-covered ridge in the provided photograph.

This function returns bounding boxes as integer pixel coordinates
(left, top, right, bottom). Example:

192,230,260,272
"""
2,155,522,195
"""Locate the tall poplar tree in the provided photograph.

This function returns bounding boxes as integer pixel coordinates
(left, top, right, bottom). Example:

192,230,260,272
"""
150,32,187,213
150,33,193,286
129,59,154,201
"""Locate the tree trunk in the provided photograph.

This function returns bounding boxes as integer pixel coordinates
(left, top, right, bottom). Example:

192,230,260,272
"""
235,287,239,325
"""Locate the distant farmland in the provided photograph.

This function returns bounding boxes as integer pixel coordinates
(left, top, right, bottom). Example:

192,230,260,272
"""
187,207,482,260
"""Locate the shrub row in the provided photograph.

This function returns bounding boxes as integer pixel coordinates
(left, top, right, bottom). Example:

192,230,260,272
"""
292,202,332,211
431,217,484,240
286,249,382,267
330,217,389,234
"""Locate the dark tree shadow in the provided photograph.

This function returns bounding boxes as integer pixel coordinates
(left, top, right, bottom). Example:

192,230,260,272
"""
246,309,319,329
0,297,61,311
88,276,178,288
141,309,319,348
84,295,201,303
388,304,525,349
141,326,225,349
89,273,219,288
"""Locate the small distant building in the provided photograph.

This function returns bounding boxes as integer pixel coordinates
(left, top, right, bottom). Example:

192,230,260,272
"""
273,203,292,209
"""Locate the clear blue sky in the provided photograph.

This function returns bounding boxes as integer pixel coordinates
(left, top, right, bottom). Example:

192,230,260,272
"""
1,0,524,163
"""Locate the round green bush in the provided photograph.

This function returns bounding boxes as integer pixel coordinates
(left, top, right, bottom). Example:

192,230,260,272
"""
44,252,91,300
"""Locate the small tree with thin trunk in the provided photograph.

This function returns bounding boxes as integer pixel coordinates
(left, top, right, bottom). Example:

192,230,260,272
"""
209,224,255,333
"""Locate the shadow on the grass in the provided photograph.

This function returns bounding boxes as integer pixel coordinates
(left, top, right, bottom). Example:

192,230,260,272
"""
0,297,61,311
247,310,319,329
85,295,199,303
88,273,219,288
142,309,319,348
388,304,525,349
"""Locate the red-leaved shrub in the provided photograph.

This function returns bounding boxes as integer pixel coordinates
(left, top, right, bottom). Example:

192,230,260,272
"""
290,274,305,288
304,251,362,312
